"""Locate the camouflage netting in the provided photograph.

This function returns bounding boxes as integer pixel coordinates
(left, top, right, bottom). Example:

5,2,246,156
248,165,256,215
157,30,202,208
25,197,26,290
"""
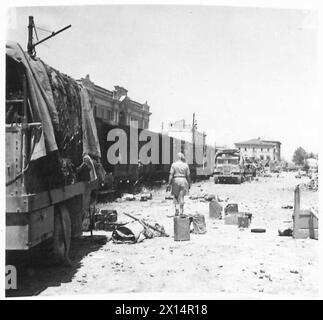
6,42,105,193
43,63,83,168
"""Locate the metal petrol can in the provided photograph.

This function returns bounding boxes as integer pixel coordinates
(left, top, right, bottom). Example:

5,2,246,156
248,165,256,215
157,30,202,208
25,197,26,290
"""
174,216,190,241
209,200,222,219
224,213,239,225
238,215,250,228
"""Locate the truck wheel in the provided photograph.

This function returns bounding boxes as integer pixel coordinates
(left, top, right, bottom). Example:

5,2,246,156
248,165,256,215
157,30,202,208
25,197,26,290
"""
43,205,72,266
236,177,242,184
214,176,219,184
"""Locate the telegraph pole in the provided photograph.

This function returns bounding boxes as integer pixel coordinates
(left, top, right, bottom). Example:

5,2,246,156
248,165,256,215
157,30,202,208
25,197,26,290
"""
27,16,71,57
27,16,34,56
192,112,196,168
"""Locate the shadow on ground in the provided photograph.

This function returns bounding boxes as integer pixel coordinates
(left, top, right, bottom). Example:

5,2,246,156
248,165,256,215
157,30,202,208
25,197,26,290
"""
5,235,107,297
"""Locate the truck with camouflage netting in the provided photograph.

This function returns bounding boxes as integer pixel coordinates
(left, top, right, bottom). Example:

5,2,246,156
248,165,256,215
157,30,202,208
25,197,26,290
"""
6,41,106,265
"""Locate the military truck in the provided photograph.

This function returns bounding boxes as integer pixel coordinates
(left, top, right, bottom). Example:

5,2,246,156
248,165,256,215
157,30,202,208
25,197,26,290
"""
6,41,105,265
213,149,245,184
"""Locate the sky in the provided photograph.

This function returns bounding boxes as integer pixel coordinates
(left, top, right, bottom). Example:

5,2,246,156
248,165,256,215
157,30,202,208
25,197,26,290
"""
6,4,319,161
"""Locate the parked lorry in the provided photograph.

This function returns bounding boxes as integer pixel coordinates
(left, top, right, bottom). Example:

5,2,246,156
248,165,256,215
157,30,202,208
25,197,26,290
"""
213,149,246,184
6,41,105,265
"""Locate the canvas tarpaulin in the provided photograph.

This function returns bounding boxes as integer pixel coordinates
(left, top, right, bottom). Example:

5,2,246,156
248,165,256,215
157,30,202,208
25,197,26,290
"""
6,41,57,157
80,86,101,159
6,41,101,163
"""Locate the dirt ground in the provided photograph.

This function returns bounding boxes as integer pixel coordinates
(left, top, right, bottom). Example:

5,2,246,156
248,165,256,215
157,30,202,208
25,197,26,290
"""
7,172,319,298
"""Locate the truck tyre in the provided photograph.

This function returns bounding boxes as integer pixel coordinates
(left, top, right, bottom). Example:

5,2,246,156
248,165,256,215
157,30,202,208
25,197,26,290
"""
42,205,72,266
236,176,242,184
214,176,219,184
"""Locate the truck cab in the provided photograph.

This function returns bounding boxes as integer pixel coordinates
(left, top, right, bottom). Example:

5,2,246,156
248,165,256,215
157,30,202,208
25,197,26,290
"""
213,149,244,184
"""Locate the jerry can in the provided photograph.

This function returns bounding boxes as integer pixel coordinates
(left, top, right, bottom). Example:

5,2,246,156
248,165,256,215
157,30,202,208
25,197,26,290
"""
238,215,250,228
209,200,222,219
174,216,190,241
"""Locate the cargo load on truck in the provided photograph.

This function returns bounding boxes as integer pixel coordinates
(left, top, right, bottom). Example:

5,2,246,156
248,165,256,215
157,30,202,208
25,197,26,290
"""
6,41,105,192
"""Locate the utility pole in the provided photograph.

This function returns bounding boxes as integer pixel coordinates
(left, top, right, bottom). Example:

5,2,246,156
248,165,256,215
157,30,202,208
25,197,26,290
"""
27,16,34,56
192,112,196,167
27,16,71,57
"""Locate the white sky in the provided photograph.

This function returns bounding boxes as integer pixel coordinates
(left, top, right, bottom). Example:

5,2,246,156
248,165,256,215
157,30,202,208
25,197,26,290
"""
6,4,319,161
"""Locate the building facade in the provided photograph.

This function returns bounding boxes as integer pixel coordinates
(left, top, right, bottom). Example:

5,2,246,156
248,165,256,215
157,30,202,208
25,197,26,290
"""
80,75,151,129
234,138,281,162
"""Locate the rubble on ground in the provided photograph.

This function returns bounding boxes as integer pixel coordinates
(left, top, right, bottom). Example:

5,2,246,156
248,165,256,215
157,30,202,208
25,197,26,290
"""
33,172,318,297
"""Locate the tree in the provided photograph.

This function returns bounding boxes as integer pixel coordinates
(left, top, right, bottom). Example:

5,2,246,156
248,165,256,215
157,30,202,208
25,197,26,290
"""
307,152,318,159
292,147,307,166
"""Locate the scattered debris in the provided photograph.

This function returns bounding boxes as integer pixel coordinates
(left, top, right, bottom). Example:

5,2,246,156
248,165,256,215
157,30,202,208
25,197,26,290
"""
278,221,293,237
189,194,204,200
290,270,299,274
278,228,293,236
204,194,216,202
123,212,169,237
281,205,293,209
224,213,239,225
304,176,318,191
251,228,266,233
209,200,223,219
139,192,153,200
190,214,207,234
190,193,217,201
112,221,145,244
94,209,127,231
120,192,153,202
122,193,136,201
225,203,239,215
238,214,251,228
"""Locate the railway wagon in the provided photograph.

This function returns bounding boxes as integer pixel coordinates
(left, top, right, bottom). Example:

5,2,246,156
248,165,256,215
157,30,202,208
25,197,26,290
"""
95,117,215,186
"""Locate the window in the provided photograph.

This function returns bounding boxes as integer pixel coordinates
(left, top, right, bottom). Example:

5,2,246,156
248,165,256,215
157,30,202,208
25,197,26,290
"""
107,110,114,121
228,159,239,165
261,148,263,152
244,148,247,151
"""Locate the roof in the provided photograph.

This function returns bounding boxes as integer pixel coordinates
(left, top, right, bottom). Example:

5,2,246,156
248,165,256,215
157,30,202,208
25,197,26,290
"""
262,140,281,145
235,138,276,147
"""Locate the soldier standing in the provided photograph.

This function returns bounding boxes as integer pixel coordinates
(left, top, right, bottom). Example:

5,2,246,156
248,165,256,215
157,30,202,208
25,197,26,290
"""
167,152,191,216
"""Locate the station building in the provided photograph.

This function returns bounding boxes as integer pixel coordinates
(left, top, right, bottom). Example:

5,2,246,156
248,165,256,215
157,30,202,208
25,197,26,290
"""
80,75,151,129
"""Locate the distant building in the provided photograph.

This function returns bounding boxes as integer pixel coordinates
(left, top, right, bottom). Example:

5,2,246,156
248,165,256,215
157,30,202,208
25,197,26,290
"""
234,138,281,161
80,75,151,129
161,119,206,146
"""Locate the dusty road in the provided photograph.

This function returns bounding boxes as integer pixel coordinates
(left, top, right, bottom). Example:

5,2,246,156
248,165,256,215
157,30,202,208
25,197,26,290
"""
7,172,319,297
